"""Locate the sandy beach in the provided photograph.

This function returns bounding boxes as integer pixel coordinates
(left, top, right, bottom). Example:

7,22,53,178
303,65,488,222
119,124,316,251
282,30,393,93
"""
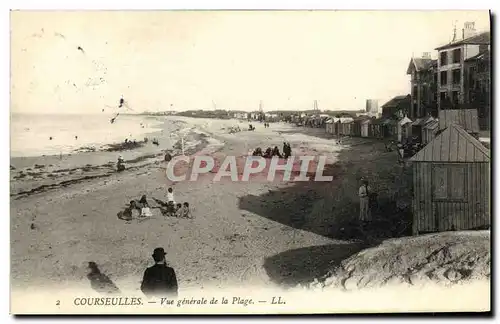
11,117,340,292
10,117,490,307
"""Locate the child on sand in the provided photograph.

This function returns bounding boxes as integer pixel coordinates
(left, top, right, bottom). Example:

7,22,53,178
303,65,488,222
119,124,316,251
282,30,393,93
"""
167,188,175,205
175,203,183,218
180,202,193,219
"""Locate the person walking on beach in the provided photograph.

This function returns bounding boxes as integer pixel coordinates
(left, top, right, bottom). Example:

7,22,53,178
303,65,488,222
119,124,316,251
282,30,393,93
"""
397,142,404,164
140,248,178,298
358,179,372,223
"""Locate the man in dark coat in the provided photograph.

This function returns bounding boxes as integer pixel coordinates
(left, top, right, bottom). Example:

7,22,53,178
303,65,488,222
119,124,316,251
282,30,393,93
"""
140,248,178,298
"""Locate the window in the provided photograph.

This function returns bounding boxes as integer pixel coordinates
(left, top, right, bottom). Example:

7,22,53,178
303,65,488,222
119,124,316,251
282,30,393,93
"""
478,62,486,73
452,48,461,63
440,71,448,85
422,85,428,101
440,51,448,66
452,91,459,105
413,85,418,97
452,69,461,85
433,165,467,201
434,73,438,84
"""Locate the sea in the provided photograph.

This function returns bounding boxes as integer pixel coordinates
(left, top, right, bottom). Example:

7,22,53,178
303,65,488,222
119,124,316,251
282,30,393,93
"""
10,113,166,158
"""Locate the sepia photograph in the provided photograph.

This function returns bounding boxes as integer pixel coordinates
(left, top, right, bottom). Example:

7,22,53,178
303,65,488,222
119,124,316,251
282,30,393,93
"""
9,9,491,315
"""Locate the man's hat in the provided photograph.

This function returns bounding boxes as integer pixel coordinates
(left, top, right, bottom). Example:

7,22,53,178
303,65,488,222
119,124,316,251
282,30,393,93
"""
152,247,166,258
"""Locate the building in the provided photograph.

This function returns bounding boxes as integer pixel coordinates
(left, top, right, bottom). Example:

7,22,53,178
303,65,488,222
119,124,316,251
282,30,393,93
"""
410,115,436,143
439,109,479,137
365,99,379,117
422,119,439,144
381,95,411,119
410,123,490,235
360,119,372,137
464,49,491,130
435,22,490,111
406,54,438,119
233,112,247,119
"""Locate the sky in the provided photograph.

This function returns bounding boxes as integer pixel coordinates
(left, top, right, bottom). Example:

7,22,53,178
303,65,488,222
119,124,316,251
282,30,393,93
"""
10,10,490,114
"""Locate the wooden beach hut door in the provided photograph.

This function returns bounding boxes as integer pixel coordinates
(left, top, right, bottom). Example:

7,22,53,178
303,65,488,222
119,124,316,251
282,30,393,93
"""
432,164,469,231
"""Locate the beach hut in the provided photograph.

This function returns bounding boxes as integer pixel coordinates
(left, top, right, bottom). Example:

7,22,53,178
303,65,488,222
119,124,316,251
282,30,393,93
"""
361,119,371,137
439,109,479,136
410,123,490,235
369,118,384,139
423,119,439,144
397,116,412,142
352,118,364,137
325,118,334,134
381,119,398,139
411,116,435,143
338,117,354,136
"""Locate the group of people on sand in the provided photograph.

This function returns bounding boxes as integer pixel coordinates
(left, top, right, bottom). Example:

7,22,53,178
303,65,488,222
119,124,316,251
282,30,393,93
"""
117,188,193,222
252,141,292,159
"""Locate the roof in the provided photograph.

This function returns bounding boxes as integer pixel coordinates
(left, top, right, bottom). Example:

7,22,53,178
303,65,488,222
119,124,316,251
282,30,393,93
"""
399,116,413,125
410,124,489,162
439,109,479,133
411,116,435,127
406,58,436,74
381,95,411,108
465,49,490,62
424,119,439,130
435,31,490,51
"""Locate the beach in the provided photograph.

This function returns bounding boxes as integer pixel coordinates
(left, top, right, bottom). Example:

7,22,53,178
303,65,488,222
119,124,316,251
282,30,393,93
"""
10,116,490,310
11,116,341,292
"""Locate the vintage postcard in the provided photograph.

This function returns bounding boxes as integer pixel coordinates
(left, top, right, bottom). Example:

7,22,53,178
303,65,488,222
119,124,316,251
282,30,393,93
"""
10,10,491,315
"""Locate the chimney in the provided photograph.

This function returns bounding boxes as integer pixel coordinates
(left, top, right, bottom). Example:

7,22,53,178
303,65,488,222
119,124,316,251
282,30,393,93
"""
422,52,431,59
462,21,476,40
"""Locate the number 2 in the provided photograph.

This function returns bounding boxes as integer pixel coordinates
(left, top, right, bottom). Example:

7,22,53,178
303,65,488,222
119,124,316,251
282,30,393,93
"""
56,300,60,306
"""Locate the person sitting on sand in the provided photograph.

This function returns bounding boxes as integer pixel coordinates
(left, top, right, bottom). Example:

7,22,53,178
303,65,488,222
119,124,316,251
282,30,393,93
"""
135,195,150,209
167,188,175,205
117,201,137,221
174,203,183,217
252,147,263,157
180,202,192,219
117,155,125,172
272,146,283,158
164,151,172,162
263,147,272,159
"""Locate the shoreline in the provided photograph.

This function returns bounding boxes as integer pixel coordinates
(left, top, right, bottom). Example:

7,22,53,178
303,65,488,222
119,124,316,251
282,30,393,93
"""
10,117,218,199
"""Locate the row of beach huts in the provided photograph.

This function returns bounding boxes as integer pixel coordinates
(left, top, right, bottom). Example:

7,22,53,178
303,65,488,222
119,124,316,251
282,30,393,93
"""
322,109,490,235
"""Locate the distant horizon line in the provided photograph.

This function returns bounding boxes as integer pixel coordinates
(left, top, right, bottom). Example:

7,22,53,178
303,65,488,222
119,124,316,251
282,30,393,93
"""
11,108,368,115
